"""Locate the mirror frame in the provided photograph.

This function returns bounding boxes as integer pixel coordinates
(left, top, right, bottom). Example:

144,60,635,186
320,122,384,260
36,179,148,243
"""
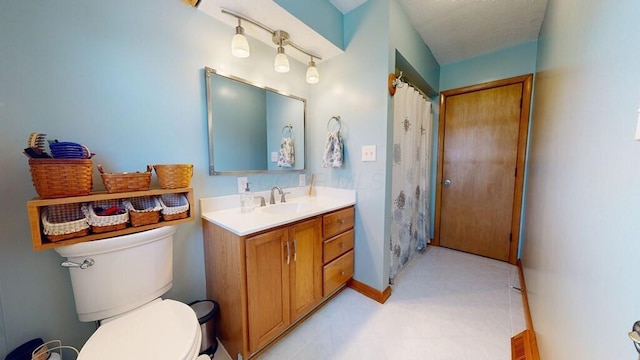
205,67,307,175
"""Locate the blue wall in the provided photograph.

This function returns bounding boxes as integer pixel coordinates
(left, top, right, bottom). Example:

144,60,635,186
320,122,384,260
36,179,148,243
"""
523,0,640,358
0,0,310,355
273,0,344,50
440,40,538,91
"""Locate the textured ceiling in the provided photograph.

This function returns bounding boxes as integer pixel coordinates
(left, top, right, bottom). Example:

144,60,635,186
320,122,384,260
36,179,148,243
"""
332,0,548,65
199,0,548,66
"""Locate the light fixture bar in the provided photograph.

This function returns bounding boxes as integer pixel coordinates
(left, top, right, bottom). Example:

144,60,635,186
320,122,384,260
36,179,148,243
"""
221,8,322,61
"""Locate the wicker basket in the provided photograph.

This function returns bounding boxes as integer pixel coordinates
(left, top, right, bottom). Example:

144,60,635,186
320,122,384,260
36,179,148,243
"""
98,165,152,193
158,193,189,221
124,196,162,227
29,159,93,198
41,203,90,242
154,164,193,189
83,200,129,233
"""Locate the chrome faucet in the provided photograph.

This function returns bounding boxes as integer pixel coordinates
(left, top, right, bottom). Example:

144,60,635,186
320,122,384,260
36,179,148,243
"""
270,186,283,204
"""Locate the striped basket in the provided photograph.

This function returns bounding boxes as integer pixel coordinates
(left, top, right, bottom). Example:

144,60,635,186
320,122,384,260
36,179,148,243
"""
158,193,189,221
41,203,89,242
83,200,129,233
124,196,162,227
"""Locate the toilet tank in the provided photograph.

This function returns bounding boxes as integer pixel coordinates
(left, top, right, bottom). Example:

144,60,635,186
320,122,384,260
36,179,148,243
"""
54,226,177,322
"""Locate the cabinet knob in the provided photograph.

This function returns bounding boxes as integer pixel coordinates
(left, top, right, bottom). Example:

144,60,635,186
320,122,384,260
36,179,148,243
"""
339,219,345,225
340,270,345,276
340,242,345,248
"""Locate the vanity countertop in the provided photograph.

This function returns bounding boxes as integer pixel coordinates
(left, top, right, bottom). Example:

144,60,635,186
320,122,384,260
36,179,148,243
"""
200,186,356,236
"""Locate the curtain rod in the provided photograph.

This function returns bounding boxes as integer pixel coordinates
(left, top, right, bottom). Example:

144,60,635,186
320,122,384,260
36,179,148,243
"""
389,71,431,100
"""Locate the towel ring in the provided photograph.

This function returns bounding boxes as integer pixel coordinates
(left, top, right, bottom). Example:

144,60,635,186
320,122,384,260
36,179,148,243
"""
327,116,341,132
282,125,293,137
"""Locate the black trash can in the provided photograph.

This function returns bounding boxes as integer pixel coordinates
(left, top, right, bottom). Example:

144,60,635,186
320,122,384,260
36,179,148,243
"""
189,300,219,357
5,338,44,360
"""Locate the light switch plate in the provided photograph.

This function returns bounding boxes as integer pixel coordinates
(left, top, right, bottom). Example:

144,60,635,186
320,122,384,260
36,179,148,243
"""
299,174,306,186
237,177,248,193
362,145,376,162
271,152,278,162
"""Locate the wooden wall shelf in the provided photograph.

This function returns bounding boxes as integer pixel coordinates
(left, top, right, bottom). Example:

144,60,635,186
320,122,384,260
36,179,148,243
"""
27,188,195,251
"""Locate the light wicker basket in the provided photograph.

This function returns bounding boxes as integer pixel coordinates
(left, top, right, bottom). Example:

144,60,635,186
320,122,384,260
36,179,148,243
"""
124,196,162,227
153,164,193,189
41,203,89,242
83,200,129,233
158,193,189,221
29,159,93,198
98,165,152,193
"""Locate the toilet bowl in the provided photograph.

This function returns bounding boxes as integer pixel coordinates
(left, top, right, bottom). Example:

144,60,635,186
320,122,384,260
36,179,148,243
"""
55,226,208,360
78,299,202,360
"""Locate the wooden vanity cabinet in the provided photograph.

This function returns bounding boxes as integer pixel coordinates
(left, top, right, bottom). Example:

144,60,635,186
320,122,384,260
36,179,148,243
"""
245,218,322,352
321,207,355,296
203,206,354,360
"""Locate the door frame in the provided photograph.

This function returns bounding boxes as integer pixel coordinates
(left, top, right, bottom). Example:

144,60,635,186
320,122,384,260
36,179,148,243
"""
433,74,533,264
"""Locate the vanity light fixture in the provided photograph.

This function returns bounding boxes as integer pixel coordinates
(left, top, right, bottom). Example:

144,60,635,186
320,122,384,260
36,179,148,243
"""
273,31,290,73
231,19,250,58
221,9,322,83
306,57,319,84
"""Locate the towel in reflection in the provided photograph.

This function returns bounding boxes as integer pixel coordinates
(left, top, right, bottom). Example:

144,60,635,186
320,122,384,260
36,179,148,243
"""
322,131,343,168
277,136,295,167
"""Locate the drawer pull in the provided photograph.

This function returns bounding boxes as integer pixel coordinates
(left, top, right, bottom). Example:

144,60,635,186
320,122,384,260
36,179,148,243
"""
339,219,345,225
340,270,345,276
340,242,345,248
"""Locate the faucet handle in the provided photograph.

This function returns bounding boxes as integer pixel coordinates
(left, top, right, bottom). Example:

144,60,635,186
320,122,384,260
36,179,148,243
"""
255,195,266,207
281,192,291,203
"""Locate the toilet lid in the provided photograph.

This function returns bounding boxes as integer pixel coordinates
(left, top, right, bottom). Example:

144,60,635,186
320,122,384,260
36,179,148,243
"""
78,299,201,360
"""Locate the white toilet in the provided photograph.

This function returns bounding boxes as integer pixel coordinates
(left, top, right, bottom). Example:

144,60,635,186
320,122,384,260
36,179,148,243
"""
55,226,209,360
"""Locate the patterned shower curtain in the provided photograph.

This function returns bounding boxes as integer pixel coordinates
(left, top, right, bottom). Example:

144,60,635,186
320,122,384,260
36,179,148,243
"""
389,83,433,284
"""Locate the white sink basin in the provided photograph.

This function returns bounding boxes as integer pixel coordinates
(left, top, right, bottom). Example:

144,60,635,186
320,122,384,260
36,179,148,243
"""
262,202,315,215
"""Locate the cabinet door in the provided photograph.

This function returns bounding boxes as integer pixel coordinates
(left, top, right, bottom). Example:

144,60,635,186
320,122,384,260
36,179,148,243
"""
289,218,322,321
246,228,290,352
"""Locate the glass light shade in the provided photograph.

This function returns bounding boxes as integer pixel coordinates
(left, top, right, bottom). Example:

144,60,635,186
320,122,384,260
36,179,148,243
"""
306,60,319,84
274,47,290,73
231,27,250,58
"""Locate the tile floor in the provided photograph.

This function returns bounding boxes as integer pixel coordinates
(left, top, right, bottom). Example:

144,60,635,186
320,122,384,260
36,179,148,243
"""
212,246,525,360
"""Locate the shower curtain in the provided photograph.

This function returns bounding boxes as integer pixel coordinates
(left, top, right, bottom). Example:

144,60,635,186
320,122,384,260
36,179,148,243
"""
389,83,433,284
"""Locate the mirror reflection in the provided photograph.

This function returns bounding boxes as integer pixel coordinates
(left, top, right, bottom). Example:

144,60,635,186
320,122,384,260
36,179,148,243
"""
205,67,306,175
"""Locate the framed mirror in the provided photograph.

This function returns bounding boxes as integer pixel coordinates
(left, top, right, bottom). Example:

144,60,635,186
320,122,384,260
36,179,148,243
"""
205,67,306,175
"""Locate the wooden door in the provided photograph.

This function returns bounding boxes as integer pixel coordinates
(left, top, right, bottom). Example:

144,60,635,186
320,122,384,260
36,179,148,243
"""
288,218,322,321
246,228,290,352
435,75,532,263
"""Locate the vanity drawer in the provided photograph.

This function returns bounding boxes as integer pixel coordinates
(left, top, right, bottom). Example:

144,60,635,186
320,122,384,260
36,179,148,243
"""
322,207,354,239
323,229,354,264
323,250,354,296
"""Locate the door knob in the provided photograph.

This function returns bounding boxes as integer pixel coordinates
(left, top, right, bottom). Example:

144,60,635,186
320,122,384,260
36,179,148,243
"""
443,179,452,186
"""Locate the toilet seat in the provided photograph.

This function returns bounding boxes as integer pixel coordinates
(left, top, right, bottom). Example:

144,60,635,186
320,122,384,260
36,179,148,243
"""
78,299,201,360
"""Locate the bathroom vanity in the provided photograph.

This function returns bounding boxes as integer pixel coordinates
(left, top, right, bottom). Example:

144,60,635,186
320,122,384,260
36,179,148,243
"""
201,188,355,360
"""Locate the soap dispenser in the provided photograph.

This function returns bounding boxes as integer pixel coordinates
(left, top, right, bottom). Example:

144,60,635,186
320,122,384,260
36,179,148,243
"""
240,182,255,213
